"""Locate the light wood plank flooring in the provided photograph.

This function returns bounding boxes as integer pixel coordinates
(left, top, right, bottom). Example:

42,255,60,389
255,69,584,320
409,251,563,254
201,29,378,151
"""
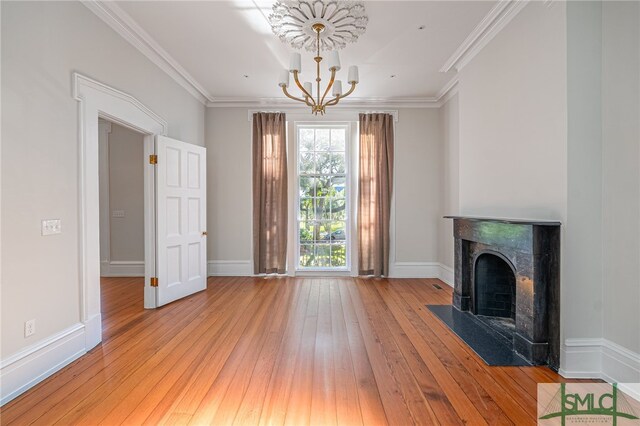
2,276,580,425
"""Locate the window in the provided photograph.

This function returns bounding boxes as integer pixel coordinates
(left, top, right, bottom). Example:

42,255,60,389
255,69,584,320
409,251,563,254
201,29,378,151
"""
297,124,350,269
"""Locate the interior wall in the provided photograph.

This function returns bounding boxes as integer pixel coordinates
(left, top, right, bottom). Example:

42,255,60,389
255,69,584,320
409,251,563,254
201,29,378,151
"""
393,108,442,266
565,0,604,350
1,1,205,359
204,107,443,273
106,123,145,263
601,0,640,355
205,108,252,263
457,2,567,221
437,93,459,270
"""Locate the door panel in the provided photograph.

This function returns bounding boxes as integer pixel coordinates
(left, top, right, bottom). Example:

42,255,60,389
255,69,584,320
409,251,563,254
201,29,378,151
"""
156,135,207,306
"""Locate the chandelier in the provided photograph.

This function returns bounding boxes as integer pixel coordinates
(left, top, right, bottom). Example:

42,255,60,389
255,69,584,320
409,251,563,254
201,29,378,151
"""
269,0,368,115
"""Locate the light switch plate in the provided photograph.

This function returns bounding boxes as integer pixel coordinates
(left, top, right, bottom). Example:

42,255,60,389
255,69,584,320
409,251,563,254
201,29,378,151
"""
41,219,61,236
112,210,125,218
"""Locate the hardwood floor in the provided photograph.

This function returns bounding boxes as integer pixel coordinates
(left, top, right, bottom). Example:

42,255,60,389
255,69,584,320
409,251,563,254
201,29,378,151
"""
2,276,576,425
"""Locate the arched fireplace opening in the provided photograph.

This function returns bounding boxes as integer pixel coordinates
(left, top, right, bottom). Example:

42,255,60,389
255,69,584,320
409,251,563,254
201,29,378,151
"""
474,253,516,320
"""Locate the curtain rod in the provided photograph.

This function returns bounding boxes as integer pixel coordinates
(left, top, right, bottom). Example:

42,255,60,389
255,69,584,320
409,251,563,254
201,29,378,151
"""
247,109,399,122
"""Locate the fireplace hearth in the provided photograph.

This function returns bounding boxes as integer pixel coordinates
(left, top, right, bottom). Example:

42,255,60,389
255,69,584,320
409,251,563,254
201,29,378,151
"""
444,216,561,370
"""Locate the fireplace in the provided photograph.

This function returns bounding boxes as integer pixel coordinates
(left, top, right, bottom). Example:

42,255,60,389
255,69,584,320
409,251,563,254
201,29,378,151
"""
445,216,561,369
475,254,516,319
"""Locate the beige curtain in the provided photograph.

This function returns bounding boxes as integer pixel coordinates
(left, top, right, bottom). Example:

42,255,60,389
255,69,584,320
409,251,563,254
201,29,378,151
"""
358,113,394,277
252,112,288,274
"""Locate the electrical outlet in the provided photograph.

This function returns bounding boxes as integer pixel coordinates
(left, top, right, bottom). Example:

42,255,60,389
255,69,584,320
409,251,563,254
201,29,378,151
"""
41,219,62,236
112,210,125,218
25,319,36,337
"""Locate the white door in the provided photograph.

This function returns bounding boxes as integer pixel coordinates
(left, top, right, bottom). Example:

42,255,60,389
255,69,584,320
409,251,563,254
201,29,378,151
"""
155,135,207,306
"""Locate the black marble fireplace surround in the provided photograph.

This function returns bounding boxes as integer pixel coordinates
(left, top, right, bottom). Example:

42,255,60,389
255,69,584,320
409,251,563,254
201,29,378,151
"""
445,216,561,370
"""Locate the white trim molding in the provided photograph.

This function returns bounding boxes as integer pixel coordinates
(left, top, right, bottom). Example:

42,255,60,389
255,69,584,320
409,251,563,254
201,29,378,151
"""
438,263,455,287
82,0,212,104
561,338,640,401
207,260,253,276
0,324,87,405
210,96,442,109
440,0,530,73
74,71,166,336
388,262,455,286
389,262,441,278
100,260,145,277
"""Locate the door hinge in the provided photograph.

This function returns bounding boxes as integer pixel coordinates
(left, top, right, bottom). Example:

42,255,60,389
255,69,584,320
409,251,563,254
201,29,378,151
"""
150,277,159,287
149,154,158,165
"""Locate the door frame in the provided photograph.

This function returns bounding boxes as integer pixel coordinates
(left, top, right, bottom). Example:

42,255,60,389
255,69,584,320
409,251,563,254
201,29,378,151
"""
73,73,166,350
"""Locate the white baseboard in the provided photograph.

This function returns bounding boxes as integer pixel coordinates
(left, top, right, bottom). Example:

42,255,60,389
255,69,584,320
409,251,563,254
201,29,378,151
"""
0,323,87,406
387,262,454,287
560,338,640,401
100,260,145,277
389,262,440,278
438,263,454,287
207,260,253,276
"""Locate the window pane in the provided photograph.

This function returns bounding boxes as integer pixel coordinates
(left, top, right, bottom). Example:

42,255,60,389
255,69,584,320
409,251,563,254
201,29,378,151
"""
330,177,346,198
331,152,346,174
317,153,332,174
316,129,330,151
299,198,314,220
299,152,315,174
315,177,330,197
300,244,315,267
299,222,315,242
326,221,346,241
331,129,346,151
315,198,331,221
299,176,315,198
331,243,346,266
299,129,314,151
316,244,331,267
330,199,346,220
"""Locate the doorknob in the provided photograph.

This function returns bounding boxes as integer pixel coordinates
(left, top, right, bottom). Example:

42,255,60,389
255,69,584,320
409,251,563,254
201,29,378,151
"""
202,231,208,236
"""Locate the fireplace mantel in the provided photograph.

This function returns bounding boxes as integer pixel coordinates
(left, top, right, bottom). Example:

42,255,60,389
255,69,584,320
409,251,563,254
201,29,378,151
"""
446,216,561,369
444,215,561,226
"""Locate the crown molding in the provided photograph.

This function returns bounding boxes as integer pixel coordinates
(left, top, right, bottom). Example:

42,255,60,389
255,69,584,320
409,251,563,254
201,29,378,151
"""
84,0,462,110
436,76,459,104
440,0,530,73
206,90,462,109
83,0,213,105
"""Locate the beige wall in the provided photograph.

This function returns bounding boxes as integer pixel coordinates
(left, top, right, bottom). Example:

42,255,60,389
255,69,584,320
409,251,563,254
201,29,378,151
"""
437,93,459,269
393,108,442,264
107,123,145,263
1,1,205,358
205,108,252,262
601,1,640,354
457,2,567,221
205,108,443,271
565,0,604,346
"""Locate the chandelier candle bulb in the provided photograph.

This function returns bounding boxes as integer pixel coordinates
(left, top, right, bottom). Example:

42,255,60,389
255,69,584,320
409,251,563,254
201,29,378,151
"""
289,53,301,73
303,82,313,97
278,69,290,87
327,50,341,71
332,80,343,96
348,66,359,84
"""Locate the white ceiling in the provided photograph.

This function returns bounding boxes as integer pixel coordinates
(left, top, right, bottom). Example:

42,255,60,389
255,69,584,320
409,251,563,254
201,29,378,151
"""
115,1,496,102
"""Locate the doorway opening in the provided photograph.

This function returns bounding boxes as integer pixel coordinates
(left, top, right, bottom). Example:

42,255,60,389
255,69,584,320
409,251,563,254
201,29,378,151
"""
98,119,146,328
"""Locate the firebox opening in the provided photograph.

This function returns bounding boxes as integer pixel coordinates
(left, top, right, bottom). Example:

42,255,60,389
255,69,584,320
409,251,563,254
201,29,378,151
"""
474,253,516,320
